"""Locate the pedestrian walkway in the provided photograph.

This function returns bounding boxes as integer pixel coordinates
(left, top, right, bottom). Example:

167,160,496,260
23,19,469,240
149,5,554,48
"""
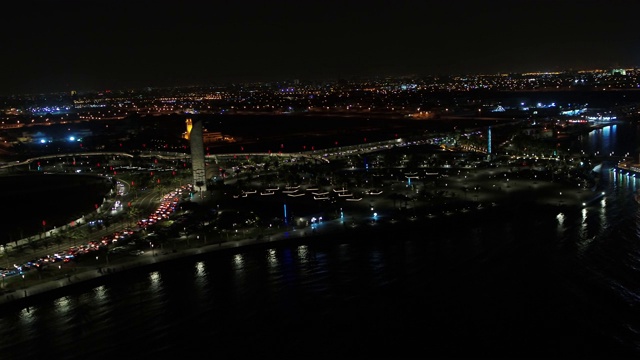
0,218,341,307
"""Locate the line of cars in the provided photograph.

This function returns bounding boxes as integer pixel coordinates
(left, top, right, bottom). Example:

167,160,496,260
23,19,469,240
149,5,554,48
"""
137,185,191,228
1,184,194,281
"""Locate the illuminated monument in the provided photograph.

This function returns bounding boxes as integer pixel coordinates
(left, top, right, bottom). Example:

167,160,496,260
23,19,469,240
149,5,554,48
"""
184,118,193,140
186,117,206,195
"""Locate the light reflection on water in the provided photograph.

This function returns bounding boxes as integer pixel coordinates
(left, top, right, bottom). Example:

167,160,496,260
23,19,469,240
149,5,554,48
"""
2,198,640,359
1,124,640,358
149,271,162,290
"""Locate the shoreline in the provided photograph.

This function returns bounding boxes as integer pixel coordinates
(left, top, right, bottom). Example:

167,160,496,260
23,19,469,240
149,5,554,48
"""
0,184,600,312
0,219,397,311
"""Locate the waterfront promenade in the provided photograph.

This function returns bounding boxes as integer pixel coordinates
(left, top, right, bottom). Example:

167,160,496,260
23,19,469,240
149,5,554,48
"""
0,160,605,309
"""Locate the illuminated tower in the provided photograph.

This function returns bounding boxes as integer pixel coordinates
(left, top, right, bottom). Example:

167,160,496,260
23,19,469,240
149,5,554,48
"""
184,118,193,140
189,117,206,195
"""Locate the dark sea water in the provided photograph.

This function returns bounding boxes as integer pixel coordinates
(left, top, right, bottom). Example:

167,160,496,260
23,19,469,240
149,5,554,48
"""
2,123,640,359
0,173,112,241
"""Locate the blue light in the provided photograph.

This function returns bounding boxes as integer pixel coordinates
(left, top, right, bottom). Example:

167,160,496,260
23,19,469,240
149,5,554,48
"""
284,203,288,225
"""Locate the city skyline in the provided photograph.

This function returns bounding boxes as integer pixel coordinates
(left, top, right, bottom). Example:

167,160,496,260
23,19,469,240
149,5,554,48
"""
1,0,639,96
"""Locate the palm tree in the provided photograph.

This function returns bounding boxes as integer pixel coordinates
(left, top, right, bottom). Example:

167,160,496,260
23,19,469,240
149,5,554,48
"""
153,182,164,197
0,249,14,271
67,225,89,247
126,205,142,228
52,232,64,252
13,244,28,257
169,174,183,189
28,241,39,254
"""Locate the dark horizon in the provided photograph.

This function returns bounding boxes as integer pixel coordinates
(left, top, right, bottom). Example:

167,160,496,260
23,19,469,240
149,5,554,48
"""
1,0,639,96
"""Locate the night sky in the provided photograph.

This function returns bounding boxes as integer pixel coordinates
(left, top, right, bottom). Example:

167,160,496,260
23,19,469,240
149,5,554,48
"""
1,0,639,95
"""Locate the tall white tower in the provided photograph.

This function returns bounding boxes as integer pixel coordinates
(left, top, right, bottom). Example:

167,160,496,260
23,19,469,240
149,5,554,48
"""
189,117,206,195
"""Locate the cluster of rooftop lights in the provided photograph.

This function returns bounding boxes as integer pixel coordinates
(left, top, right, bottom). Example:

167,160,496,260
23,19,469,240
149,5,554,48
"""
39,136,81,144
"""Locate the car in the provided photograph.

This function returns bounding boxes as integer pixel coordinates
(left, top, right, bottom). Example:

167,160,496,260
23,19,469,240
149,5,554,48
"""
129,249,144,256
108,246,127,254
